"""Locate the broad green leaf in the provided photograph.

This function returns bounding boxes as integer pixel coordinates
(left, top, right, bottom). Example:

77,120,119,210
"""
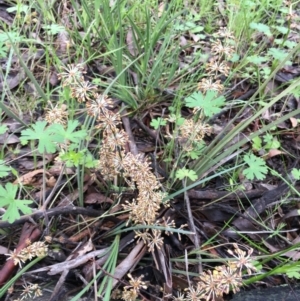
263,134,280,150
0,160,11,178
168,114,185,126
184,141,206,159
247,55,268,65
3,200,32,223
0,32,23,43
0,183,32,223
150,118,167,129
250,22,272,37
283,40,297,49
42,24,65,35
230,53,240,63
7,3,29,13
252,136,262,151
83,152,98,168
185,90,225,117
242,154,268,180
59,150,85,167
176,168,198,181
286,270,300,279
20,121,60,153
268,48,291,65
0,43,8,58
50,120,88,144
292,168,300,180
176,117,185,126
0,124,7,134
273,25,288,34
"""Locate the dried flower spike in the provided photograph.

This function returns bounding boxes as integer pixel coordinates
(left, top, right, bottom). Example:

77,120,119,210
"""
6,241,48,268
70,81,97,102
122,274,147,301
45,103,68,125
216,27,235,40
58,64,85,86
197,78,224,93
21,283,43,299
227,244,256,275
211,39,235,57
5,249,26,268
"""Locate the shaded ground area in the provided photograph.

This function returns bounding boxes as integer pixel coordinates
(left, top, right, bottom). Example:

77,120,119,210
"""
230,285,300,301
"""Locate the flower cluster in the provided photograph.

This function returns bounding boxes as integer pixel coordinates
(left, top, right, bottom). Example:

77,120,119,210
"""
17,283,43,300
197,27,236,94
197,78,224,94
227,243,256,275
122,274,147,301
172,244,256,301
46,63,97,124
45,103,68,125
178,119,211,151
122,153,165,225
58,64,167,250
5,241,48,268
58,64,86,89
194,266,242,300
134,229,164,252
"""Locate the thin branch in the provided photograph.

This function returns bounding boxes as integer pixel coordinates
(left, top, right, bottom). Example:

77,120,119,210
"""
183,179,202,274
0,206,104,228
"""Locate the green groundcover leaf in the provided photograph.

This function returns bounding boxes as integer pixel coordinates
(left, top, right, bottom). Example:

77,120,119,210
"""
286,270,300,279
176,168,198,181
243,154,268,180
0,160,11,178
0,183,32,223
20,120,88,154
185,90,225,117
50,120,88,144
150,118,167,129
292,168,300,180
250,22,272,37
20,121,60,153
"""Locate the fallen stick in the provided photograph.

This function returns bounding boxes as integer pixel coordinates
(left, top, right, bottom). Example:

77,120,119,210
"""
0,223,41,286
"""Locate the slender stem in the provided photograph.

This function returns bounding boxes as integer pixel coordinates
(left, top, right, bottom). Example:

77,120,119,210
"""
183,178,202,273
